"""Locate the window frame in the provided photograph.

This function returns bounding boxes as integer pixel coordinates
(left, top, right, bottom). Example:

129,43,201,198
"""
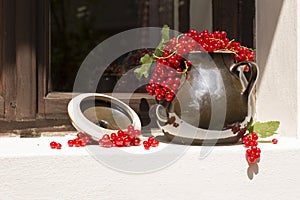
0,0,255,131
37,0,190,121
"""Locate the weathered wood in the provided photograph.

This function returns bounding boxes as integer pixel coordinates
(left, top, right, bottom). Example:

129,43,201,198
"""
16,0,37,120
0,1,4,118
44,92,156,127
2,0,17,120
0,118,74,134
37,0,49,118
0,95,4,118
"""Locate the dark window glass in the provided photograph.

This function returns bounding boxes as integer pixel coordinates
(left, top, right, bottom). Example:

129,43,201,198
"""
50,0,177,92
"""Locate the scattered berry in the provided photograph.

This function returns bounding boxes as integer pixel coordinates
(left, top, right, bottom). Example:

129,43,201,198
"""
56,143,62,149
243,65,249,72
50,141,62,150
132,137,141,146
50,141,57,149
272,138,278,144
123,137,131,147
67,140,74,147
127,125,134,132
115,136,124,147
148,137,155,144
143,141,150,150
96,125,158,150
151,139,159,147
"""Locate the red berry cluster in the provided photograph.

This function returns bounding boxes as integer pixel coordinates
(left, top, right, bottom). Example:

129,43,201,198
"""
67,132,92,147
98,125,142,148
146,29,255,102
143,137,159,150
50,133,92,149
243,132,261,164
50,141,62,149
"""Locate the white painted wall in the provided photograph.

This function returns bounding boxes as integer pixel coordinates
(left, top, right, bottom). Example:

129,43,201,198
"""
1,136,300,200
256,0,298,137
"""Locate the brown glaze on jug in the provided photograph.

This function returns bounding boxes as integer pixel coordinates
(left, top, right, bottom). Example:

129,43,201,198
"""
157,51,258,144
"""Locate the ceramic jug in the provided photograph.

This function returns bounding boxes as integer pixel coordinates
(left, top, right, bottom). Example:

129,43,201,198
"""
156,51,258,144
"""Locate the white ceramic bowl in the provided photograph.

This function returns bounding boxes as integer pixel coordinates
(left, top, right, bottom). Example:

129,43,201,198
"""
68,93,141,140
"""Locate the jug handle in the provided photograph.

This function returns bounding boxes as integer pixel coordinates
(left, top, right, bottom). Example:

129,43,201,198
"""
230,61,259,97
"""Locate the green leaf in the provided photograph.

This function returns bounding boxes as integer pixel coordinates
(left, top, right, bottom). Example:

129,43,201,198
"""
161,24,170,42
134,54,154,80
154,25,170,57
140,53,154,65
253,121,280,138
134,25,170,80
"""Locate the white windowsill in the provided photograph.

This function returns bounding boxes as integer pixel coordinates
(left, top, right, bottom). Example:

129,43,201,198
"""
0,134,299,157
1,134,300,199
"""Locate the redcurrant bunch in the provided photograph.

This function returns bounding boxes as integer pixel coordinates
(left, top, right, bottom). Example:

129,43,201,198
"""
142,137,160,150
67,132,92,147
243,132,261,164
146,29,255,102
98,125,142,148
50,141,62,149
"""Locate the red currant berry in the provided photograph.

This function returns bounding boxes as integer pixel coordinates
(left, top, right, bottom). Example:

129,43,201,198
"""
252,141,258,147
243,65,249,72
165,94,174,102
127,125,134,131
151,139,159,147
272,138,278,144
251,132,258,141
254,152,260,159
123,137,131,147
98,138,104,146
74,139,81,147
50,141,57,149
252,144,258,150
242,135,250,142
256,148,261,154
110,133,117,140
246,149,252,156
56,143,62,149
148,137,154,144
80,140,86,147
77,132,84,139
117,130,125,137
248,156,256,164
132,137,141,146
102,134,110,142
67,140,74,147
156,94,164,101
115,136,124,147
244,140,250,148
220,31,227,39
143,141,151,150
123,133,130,139
101,140,114,148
